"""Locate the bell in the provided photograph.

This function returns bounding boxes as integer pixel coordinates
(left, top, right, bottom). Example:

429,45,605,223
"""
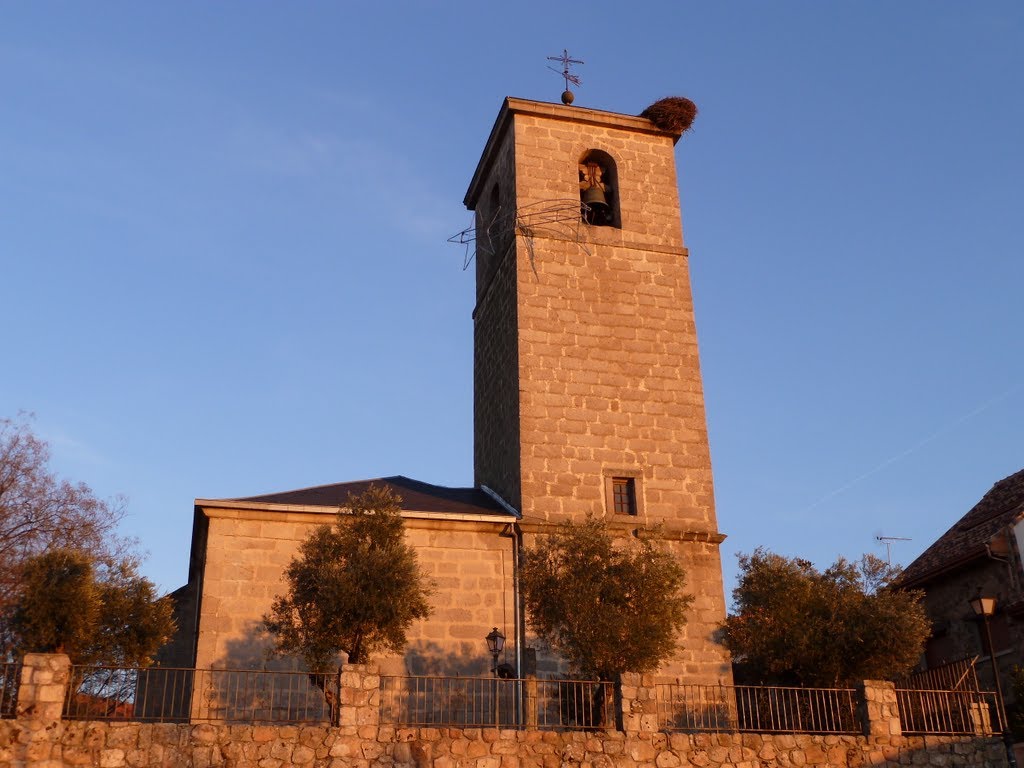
582,184,609,212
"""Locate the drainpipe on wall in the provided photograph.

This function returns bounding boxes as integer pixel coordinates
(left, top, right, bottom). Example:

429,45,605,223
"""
512,521,525,679
480,485,523,679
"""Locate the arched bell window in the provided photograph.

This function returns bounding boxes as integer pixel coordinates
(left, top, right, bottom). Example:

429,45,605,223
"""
579,150,619,227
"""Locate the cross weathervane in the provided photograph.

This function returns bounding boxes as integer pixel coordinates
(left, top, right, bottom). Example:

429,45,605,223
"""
547,49,583,104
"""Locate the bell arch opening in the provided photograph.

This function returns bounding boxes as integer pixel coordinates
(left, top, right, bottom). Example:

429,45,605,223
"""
578,150,619,227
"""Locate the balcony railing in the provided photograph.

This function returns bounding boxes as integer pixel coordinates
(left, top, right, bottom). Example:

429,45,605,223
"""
895,657,980,693
656,683,862,734
379,675,614,730
62,666,337,724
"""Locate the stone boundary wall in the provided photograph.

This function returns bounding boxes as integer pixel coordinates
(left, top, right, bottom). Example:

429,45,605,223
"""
0,655,1008,768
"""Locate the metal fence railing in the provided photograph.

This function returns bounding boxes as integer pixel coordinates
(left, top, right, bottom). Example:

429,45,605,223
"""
656,684,862,734
895,657,980,693
378,675,614,730
28,663,1007,737
62,666,337,724
0,660,20,719
895,688,1001,735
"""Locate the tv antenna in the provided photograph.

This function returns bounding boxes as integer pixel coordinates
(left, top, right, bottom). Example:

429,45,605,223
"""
876,535,911,565
547,49,583,105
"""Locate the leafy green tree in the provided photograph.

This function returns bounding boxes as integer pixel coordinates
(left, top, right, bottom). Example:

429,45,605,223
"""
10,547,175,666
520,516,693,681
263,485,433,672
722,548,929,687
0,414,129,654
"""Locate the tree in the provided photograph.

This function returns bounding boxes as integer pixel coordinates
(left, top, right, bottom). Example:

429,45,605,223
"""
0,414,128,653
519,516,693,681
262,485,433,672
9,547,175,666
722,548,930,687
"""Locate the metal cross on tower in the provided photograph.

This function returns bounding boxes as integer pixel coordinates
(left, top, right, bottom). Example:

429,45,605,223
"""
547,49,584,104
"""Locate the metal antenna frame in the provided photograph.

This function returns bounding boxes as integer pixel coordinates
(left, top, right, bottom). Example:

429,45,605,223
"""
449,199,594,274
876,535,911,565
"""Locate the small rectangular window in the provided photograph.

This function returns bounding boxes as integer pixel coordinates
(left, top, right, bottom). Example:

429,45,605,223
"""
611,477,637,516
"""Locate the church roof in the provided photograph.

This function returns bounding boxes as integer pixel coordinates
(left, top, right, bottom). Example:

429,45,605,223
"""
898,468,1024,588
227,475,513,518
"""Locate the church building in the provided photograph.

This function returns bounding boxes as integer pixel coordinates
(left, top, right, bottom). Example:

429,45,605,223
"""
167,94,732,685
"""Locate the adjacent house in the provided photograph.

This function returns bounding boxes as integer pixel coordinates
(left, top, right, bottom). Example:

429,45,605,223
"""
899,467,1024,691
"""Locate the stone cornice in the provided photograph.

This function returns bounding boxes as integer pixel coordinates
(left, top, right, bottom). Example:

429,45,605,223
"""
195,499,516,528
516,516,726,545
465,96,678,209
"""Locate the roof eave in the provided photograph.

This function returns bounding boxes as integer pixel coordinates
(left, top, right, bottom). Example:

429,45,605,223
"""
897,545,990,589
195,498,514,524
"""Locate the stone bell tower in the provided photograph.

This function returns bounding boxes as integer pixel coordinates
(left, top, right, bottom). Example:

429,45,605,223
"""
465,97,731,683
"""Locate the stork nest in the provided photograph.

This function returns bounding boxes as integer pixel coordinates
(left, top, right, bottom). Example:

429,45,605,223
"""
640,97,698,134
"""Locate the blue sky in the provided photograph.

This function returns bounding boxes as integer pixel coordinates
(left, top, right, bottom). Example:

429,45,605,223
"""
2,2,1021,602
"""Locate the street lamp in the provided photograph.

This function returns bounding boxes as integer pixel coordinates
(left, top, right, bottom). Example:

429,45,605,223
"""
970,594,1017,768
485,627,505,676
485,628,506,728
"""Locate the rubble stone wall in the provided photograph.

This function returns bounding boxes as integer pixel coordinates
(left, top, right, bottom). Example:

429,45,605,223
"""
0,656,1007,768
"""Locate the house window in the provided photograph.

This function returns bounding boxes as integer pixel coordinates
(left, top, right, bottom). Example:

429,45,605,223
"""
612,478,636,515
603,477,636,516
925,632,956,669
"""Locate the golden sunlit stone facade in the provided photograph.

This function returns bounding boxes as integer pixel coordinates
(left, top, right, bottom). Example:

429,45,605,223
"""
467,98,730,682
173,97,730,685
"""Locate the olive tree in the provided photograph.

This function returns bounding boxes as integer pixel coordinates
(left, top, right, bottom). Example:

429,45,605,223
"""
722,548,929,687
0,414,149,658
520,516,693,681
9,547,175,666
262,485,433,673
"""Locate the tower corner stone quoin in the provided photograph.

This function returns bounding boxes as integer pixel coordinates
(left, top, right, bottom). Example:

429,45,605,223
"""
466,97,731,683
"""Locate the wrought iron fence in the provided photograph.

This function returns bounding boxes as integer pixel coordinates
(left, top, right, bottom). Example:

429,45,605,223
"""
895,657,980,693
35,662,1009,738
62,666,337,724
0,660,20,719
656,683,862,734
379,675,614,730
895,688,1002,735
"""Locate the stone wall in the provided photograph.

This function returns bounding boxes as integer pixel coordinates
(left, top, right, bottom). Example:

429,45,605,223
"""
193,511,518,676
464,99,730,686
916,558,1023,698
0,655,1007,768
471,113,522,511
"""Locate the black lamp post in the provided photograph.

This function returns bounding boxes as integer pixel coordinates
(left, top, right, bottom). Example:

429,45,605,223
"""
970,594,1017,768
485,627,505,676
485,628,506,728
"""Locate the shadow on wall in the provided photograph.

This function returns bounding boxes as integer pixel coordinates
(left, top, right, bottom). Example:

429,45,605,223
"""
214,625,499,677
217,622,287,671
403,641,495,677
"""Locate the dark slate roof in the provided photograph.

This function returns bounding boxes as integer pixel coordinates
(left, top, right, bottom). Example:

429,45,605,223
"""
899,468,1024,588
227,475,512,517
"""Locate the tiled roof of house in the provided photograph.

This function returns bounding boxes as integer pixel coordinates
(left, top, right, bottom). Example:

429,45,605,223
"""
228,474,512,517
899,468,1024,588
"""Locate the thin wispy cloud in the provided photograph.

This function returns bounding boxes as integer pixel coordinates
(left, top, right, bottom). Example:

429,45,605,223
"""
803,382,1022,513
